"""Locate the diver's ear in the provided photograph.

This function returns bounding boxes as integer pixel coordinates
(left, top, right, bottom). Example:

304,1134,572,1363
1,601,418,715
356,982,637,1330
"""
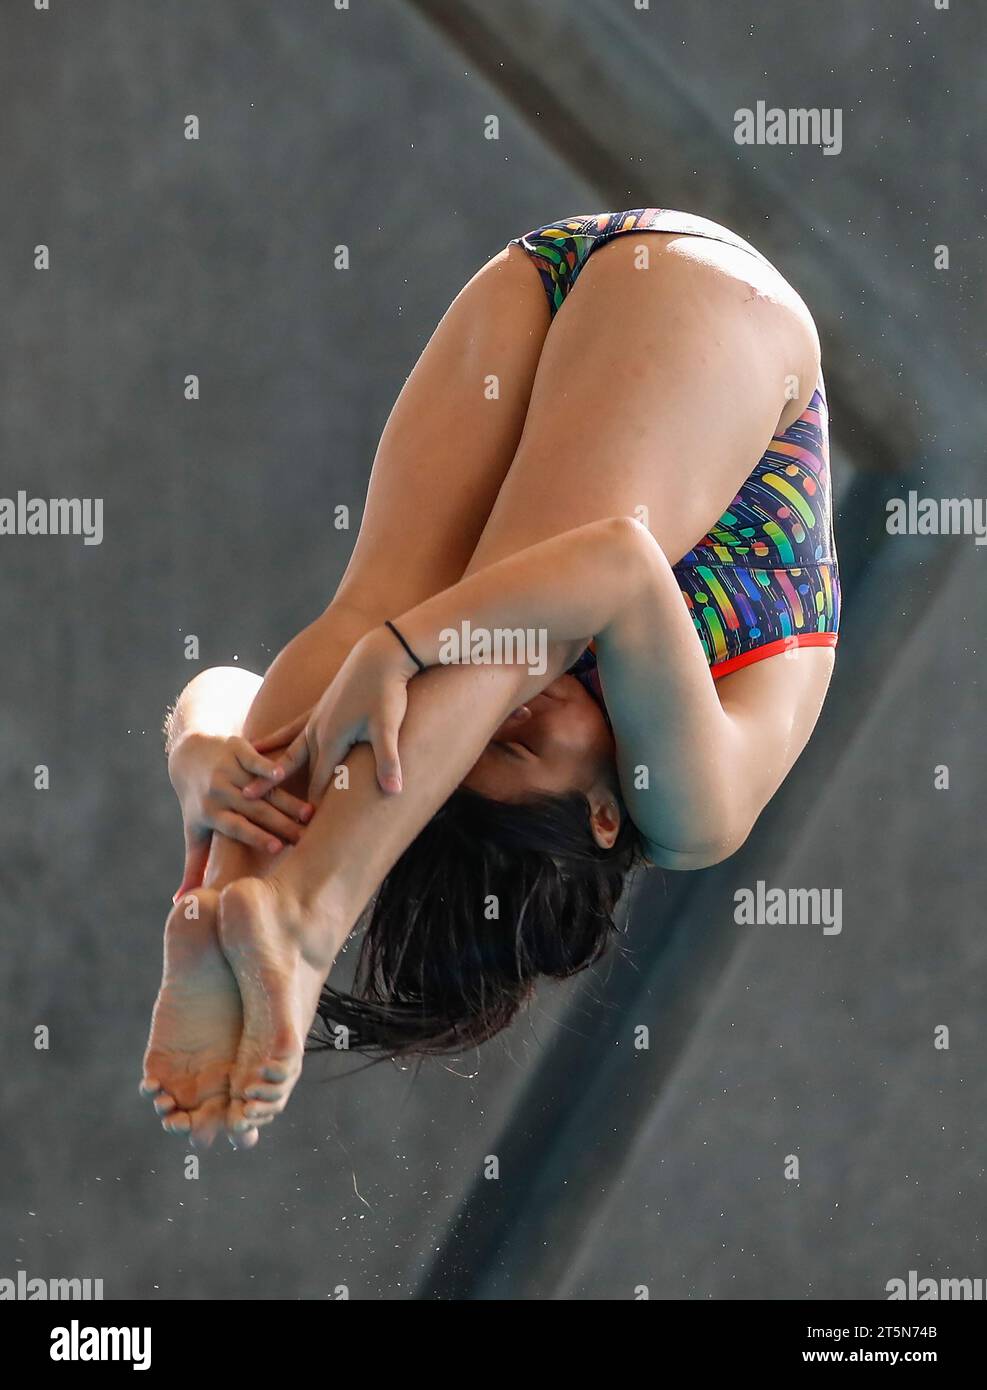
587,790,621,851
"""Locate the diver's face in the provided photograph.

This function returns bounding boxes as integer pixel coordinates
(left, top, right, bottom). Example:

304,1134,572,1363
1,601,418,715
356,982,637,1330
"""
462,674,616,803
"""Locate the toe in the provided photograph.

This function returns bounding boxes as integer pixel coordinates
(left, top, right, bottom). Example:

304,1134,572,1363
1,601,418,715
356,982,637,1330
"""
237,1089,289,1129
188,1097,226,1148
226,1098,272,1146
244,1111,277,1129
244,1100,286,1122
244,1083,286,1102
229,1125,260,1151
226,1097,255,1135
239,1053,301,1098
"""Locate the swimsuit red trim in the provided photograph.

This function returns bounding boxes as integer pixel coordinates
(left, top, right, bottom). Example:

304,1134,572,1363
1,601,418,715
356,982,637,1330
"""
710,631,838,680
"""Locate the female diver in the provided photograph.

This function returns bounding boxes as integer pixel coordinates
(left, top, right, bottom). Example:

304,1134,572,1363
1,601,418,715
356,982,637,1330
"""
142,209,840,1148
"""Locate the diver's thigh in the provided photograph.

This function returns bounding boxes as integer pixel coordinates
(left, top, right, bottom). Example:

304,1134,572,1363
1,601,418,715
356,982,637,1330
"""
335,243,551,615
465,234,816,572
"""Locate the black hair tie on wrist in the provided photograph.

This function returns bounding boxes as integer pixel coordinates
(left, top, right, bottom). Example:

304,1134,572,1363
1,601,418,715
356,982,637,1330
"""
384,619,425,673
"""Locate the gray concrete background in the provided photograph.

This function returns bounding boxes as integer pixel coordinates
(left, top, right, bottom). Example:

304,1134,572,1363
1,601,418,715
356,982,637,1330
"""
1,0,984,1299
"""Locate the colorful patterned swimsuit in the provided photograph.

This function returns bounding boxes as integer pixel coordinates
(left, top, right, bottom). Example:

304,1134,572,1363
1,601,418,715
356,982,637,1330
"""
509,210,840,701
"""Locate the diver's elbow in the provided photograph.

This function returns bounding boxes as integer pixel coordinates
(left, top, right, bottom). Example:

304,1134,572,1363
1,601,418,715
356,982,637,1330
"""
644,819,752,871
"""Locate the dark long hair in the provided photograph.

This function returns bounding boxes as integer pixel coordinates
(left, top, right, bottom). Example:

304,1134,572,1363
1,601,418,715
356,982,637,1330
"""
310,785,646,1059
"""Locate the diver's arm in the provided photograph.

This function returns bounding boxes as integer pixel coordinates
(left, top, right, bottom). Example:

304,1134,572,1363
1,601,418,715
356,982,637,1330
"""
392,516,651,664
593,531,834,866
395,516,832,867
385,515,756,861
166,596,386,834
265,648,575,966
163,588,383,763
163,592,391,888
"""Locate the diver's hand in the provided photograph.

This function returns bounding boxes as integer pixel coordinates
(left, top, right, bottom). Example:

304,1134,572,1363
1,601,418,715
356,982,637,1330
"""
244,627,415,802
167,732,314,897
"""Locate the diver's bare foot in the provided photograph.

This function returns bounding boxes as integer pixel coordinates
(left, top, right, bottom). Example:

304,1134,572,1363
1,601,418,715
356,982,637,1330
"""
140,890,259,1150
217,877,329,1138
